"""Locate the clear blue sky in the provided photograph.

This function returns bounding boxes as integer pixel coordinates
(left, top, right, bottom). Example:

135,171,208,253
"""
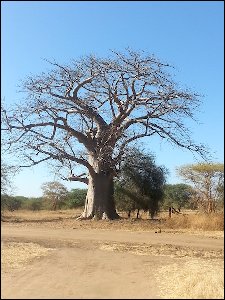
2,1,224,197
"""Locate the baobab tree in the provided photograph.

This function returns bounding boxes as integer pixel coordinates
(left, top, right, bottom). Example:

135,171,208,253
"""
2,49,207,219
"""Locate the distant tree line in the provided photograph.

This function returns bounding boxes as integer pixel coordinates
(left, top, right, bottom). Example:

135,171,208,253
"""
1,188,87,212
0,181,199,215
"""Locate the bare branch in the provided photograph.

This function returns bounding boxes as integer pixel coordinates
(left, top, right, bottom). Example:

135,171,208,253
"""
72,77,95,98
19,157,51,168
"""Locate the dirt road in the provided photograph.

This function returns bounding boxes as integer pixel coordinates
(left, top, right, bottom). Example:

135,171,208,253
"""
1,224,224,299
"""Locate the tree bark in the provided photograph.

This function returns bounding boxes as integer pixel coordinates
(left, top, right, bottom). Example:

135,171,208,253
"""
78,172,120,220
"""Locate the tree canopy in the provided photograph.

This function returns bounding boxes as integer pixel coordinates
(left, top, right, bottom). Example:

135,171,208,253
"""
115,148,167,218
41,181,68,210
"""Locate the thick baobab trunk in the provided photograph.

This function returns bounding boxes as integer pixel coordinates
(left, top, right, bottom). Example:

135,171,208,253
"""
79,172,120,220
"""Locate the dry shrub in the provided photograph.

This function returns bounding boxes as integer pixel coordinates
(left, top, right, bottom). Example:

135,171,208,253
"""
164,212,224,231
156,258,224,299
99,242,223,259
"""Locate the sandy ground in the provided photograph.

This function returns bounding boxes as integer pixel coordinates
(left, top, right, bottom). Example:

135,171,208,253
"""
1,224,224,299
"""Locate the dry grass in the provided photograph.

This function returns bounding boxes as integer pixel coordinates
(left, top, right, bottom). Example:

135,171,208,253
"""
1,209,224,232
99,242,223,259
1,209,82,222
156,258,224,299
99,241,224,299
99,240,224,299
1,242,54,271
163,212,224,231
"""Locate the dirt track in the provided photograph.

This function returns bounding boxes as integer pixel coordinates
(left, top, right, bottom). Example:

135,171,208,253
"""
1,224,224,299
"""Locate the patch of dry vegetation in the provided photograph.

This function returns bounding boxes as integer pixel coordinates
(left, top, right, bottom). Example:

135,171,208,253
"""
1,242,54,271
1,209,82,222
99,242,223,259
156,258,224,299
1,209,224,233
164,212,224,231
99,241,224,299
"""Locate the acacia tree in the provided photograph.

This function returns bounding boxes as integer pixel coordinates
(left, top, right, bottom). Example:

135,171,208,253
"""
41,181,68,210
177,163,224,213
2,49,207,220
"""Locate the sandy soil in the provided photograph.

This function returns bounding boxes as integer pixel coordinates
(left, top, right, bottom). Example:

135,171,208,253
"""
1,223,224,299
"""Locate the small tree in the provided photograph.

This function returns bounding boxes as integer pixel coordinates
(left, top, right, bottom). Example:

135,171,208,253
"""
116,149,167,219
177,163,224,213
41,181,68,210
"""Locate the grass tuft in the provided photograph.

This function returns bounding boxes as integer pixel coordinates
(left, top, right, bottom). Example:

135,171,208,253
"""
164,212,224,231
156,258,224,299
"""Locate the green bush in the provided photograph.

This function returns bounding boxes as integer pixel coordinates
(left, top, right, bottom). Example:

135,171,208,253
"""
1,194,23,211
26,198,43,211
66,189,87,208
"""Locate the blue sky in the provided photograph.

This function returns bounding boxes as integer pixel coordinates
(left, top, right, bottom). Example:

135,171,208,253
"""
2,1,224,197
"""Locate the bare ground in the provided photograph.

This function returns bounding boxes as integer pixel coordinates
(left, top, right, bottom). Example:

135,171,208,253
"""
1,211,224,299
